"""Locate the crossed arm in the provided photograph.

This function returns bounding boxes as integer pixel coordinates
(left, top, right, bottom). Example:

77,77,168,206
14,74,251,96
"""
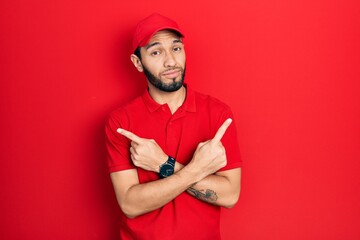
110,118,241,218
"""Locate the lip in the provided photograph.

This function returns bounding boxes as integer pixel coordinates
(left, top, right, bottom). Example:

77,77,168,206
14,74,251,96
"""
162,70,181,78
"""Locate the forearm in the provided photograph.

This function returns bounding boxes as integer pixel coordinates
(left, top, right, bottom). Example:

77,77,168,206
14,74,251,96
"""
175,163,241,207
187,169,241,208
113,166,202,218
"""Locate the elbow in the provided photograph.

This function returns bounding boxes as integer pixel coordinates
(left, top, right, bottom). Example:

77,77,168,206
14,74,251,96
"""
223,189,241,209
122,207,137,219
119,201,141,219
223,198,238,209
124,213,137,219
122,207,140,219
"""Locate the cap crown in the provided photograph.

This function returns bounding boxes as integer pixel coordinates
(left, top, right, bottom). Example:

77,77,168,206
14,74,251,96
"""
132,13,184,53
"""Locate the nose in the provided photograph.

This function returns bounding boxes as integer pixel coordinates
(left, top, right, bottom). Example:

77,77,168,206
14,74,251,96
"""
164,51,176,67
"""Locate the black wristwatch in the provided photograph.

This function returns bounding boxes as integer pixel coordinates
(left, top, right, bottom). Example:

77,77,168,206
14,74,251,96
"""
159,156,176,178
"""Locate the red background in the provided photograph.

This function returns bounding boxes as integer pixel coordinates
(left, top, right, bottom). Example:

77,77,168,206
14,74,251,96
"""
1,0,360,239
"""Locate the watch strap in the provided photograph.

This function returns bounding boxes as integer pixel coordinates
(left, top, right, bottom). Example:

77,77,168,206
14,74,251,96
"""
166,156,175,167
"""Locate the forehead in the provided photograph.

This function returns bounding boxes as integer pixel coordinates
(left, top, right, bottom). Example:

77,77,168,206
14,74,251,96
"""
148,30,182,44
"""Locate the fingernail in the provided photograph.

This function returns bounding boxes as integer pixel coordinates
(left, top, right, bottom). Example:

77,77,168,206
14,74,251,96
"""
117,128,123,133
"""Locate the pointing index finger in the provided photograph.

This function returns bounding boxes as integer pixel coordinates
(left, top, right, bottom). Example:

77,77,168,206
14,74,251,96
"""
117,128,143,143
211,118,232,144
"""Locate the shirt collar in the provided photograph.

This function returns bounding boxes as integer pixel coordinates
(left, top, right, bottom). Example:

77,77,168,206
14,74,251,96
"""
142,84,196,113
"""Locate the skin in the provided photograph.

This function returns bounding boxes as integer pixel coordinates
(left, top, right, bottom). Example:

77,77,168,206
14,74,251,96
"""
131,30,186,113
110,30,241,218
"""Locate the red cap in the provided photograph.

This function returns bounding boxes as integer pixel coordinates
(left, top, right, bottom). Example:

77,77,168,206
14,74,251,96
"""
132,13,184,53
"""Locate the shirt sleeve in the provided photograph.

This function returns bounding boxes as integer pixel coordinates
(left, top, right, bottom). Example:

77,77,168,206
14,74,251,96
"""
105,108,135,173
214,106,243,171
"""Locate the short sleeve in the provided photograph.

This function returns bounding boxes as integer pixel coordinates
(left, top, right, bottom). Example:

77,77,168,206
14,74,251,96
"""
105,108,135,173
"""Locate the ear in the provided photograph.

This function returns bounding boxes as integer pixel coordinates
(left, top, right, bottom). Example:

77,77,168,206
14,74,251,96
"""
130,54,143,72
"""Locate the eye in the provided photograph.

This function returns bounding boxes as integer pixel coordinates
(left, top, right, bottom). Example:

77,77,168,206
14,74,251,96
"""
151,50,161,56
173,47,182,52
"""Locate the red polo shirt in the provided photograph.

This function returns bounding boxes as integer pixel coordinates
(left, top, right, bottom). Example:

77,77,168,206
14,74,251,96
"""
105,85,242,240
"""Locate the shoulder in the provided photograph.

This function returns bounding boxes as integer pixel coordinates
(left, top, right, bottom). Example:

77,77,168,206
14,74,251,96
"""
106,95,144,128
193,90,232,113
109,94,145,117
191,90,235,134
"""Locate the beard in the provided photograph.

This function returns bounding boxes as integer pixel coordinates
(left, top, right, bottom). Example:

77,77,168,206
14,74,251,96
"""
142,65,186,92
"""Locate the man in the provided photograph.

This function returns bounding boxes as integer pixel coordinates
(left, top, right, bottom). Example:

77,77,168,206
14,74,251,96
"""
105,13,242,240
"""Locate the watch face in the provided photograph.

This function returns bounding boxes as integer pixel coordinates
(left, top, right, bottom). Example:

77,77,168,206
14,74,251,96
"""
160,164,174,178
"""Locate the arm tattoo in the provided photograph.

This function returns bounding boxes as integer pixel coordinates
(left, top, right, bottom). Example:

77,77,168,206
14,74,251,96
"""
187,187,218,202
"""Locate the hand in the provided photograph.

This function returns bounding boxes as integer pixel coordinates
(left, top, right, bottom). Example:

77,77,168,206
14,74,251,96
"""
190,118,232,178
117,128,168,172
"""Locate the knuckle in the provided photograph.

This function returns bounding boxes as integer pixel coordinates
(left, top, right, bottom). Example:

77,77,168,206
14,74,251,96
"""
197,143,205,149
223,157,228,164
133,157,141,166
220,148,225,155
220,159,227,168
215,147,223,156
132,153,139,160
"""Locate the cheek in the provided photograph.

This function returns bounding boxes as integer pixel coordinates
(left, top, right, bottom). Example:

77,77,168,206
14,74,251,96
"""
179,53,186,66
142,59,161,74
152,62,163,75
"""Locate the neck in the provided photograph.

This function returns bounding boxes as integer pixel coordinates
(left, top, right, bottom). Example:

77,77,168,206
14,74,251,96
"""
148,85,186,114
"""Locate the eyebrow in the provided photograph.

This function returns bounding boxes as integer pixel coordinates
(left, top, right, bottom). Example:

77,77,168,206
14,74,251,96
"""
145,39,183,50
145,42,160,50
173,39,183,44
